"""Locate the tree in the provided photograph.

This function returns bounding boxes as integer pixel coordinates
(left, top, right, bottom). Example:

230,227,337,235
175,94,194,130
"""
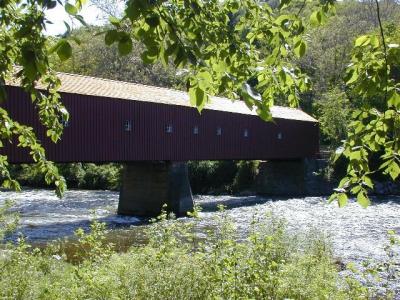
299,0,400,96
50,26,183,88
313,88,351,147
329,19,400,207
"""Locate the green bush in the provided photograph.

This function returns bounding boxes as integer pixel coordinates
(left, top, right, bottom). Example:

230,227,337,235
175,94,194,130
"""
188,160,259,194
188,160,238,194
0,200,19,241
8,163,122,191
1,206,393,299
57,163,86,188
9,164,49,188
79,163,121,190
313,88,352,147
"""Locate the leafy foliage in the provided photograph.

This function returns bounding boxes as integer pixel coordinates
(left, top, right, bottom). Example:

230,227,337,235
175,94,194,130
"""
313,88,352,146
330,22,400,206
50,26,183,88
105,0,320,116
0,0,90,196
1,209,389,299
0,200,18,241
8,163,121,190
300,0,399,97
188,160,259,194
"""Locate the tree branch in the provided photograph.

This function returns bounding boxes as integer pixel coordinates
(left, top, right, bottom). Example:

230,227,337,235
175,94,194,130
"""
375,0,388,102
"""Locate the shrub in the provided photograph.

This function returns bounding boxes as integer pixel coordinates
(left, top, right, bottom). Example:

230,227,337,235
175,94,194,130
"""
188,160,259,194
57,163,85,188
7,163,122,191
79,163,121,190
1,207,392,299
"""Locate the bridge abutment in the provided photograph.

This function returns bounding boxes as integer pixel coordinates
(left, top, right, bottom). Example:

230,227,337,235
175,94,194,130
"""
118,161,194,217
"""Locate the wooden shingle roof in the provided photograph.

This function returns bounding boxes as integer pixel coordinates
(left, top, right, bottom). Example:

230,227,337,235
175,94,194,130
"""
8,71,317,122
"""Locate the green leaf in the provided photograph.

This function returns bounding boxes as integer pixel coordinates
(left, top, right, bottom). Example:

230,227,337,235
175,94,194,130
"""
279,0,290,8
56,40,72,61
337,193,348,207
294,40,307,58
165,43,178,56
357,191,370,208
362,176,373,189
109,16,120,26
355,35,370,47
65,3,78,15
310,11,322,27
74,14,88,26
257,108,272,121
389,161,400,180
63,19,72,32
159,47,168,67
197,70,212,91
349,150,361,162
46,0,57,9
141,50,158,64
346,69,359,85
125,2,140,21
328,193,338,203
275,14,295,26
174,47,187,68
388,91,400,109
118,36,133,56
105,30,119,46
189,86,207,112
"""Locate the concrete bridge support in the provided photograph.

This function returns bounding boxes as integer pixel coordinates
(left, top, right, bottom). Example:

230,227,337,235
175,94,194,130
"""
255,159,334,196
118,161,194,217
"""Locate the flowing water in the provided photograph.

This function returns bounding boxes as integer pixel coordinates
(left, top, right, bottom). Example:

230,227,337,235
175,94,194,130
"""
1,189,400,293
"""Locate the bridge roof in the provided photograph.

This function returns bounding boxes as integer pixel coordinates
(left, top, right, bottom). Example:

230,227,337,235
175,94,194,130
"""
8,71,317,122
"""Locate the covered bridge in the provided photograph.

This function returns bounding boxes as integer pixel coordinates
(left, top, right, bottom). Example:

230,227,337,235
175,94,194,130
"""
4,72,318,163
4,72,319,216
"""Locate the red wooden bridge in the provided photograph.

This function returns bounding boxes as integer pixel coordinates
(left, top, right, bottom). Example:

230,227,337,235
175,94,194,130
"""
4,72,319,216
5,72,318,163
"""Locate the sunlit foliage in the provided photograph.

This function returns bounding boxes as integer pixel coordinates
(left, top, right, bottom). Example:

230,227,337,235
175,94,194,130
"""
2,207,395,299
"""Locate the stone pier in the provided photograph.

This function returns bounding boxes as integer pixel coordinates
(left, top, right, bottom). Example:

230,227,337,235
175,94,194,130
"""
255,159,334,196
118,161,194,217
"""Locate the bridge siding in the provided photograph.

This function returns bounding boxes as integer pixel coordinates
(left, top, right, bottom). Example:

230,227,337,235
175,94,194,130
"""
3,86,319,163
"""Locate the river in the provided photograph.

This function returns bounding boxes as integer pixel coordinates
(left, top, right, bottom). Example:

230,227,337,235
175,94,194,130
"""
1,189,399,262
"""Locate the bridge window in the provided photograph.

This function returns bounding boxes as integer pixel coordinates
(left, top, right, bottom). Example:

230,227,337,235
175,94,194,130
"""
277,132,283,140
244,129,249,138
193,126,199,135
216,127,222,136
124,120,132,131
166,124,173,133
